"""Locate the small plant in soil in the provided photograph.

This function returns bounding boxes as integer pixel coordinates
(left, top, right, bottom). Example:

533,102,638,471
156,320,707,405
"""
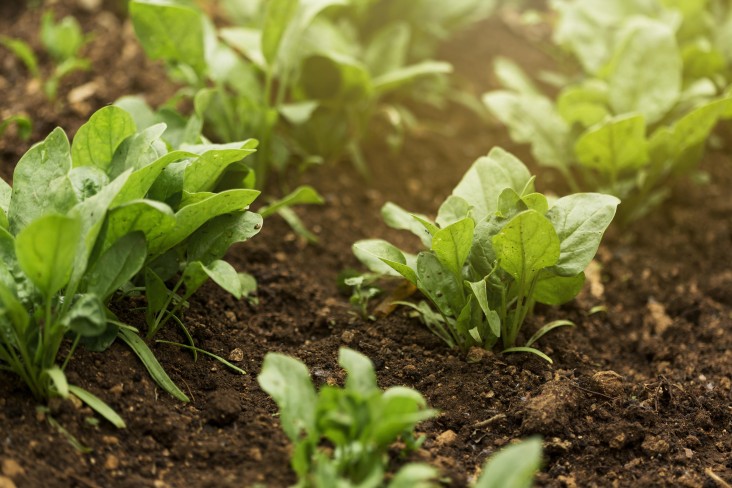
354,148,618,362
0,104,264,417
484,0,732,223
474,437,542,488
0,11,91,101
258,347,439,487
124,0,479,186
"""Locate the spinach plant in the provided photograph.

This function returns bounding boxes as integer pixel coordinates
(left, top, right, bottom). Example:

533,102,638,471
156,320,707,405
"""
484,0,732,223
475,437,542,488
0,11,90,101
128,0,456,185
0,105,263,413
258,348,438,487
354,148,618,361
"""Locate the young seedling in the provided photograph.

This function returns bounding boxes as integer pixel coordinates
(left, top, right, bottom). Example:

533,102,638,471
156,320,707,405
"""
0,104,264,417
354,148,619,362
0,11,91,101
475,437,543,488
258,348,438,487
484,0,732,223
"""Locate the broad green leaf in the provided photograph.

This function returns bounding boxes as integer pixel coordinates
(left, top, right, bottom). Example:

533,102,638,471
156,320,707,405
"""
64,294,106,337
219,26,266,69
203,260,242,298
436,195,472,228
300,54,373,102
533,272,586,305
667,97,732,172
258,353,317,441
475,437,542,488
72,106,136,170
183,147,256,194
8,128,78,233
117,327,189,402
15,214,81,298
493,56,539,95
416,252,464,317
103,200,176,252
493,211,560,287
111,150,196,206
381,202,433,247
606,17,681,124
0,178,11,229
432,218,474,278
108,123,167,178
86,232,147,301
259,186,324,218
521,193,549,214
261,0,298,67
68,384,126,428
148,189,260,255
187,212,263,264
483,92,572,172
41,12,85,61
557,80,609,127
339,348,377,395
364,23,410,77
114,95,158,131
130,0,207,77
546,194,619,276
352,239,417,283
144,267,169,319
574,114,648,174
452,148,533,223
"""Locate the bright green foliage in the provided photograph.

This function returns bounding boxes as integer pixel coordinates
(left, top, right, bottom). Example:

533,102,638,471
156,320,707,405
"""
126,0,494,185
258,348,439,487
353,148,619,361
475,437,543,488
484,0,732,223
0,105,263,416
0,11,90,101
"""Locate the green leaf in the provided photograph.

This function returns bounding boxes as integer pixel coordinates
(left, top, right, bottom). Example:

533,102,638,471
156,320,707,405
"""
475,437,542,488
373,61,452,94
44,366,69,398
533,272,586,306
261,0,299,67
130,0,207,77
182,147,256,194
493,211,560,288
432,218,474,278
87,232,147,301
258,352,317,442
102,200,176,253
339,347,377,396
64,294,107,337
0,37,39,77
388,464,439,488
180,261,209,300
202,260,242,298
68,384,126,429
525,320,575,348
557,80,609,127
72,106,136,170
187,211,263,264
574,114,649,173
148,189,260,255
259,186,324,218
300,54,373,102
15,214,81,298
606,17,681,124
352,239,417,283
545,194,619,276
381,202,433,247
468,280,501,337
436,195,472,228
108,123,167,178
451,148,533,223
416,252,464,317
502,346,553,363
41,12,86,61
117,327,189,402
8,128,78,233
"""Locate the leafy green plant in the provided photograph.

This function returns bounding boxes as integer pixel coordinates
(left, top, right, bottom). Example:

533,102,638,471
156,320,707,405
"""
353,148,618,361
127,0,474,186
258,347,438,487
0,114,32,140
0,104,264,413
0,11,90,101
484,0,732,223
475,437,542,488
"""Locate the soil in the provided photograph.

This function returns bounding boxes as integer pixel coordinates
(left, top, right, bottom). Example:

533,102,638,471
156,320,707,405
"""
1,2,731,488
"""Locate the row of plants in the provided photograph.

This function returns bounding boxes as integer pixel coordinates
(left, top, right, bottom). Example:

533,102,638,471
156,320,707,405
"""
1,0,731,485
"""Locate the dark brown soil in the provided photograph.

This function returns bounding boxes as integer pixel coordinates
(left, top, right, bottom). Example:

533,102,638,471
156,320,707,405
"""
1,2,731,488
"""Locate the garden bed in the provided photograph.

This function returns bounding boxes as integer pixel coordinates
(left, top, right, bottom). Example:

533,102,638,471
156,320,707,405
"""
1,2,731,487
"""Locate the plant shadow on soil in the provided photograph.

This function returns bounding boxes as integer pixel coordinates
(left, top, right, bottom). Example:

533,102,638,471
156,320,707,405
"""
1,2,731,488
